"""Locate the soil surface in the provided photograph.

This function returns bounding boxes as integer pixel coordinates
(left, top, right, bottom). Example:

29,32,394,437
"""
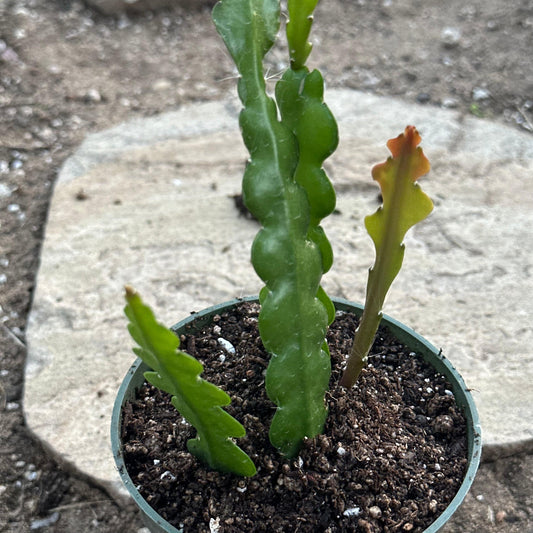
0,0,532,532
122,302,468,532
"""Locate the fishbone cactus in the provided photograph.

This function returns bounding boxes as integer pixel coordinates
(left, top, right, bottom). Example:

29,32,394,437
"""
340,126,434,387
124,287,256,476
213,0,338,456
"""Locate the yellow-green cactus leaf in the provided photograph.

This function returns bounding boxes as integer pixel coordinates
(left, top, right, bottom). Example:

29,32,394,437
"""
341,126,433,387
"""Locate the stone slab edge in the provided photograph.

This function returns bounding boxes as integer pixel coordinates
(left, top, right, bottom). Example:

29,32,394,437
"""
59,99,242,183
59,90,533,186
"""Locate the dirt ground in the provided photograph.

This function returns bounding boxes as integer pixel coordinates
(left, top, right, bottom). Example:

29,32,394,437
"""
0,0,532,531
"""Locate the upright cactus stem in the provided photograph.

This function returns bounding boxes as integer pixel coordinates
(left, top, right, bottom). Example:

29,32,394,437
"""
124,287,256,477
286,0,320,69
213,0,338,456
340,126,433,388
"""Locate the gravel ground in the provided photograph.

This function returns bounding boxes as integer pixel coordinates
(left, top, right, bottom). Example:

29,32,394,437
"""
0,0,532,531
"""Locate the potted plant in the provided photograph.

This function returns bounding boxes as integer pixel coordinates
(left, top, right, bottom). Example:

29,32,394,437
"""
111,0,481,531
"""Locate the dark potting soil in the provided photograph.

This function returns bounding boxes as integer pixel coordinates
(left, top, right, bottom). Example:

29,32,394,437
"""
121,302,468,533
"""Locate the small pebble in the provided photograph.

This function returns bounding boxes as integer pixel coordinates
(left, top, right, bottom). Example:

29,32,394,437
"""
37,127,56,144
217,337,235,355
441,27,462,48
369,505,382,519
442,55,454,66
416,92,431,104
85,88,102,103
1,45,22,64
472,87,490,101
0,182,11,198
153,78,172,91
24,470,39,481
209,517,221,533
343,507,361,517
117,15,130,30
442,98,458,109
160,470,176,481
30,512,60,530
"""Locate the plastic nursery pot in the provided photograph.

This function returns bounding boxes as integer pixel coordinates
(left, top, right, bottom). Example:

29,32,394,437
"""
111,297,482,533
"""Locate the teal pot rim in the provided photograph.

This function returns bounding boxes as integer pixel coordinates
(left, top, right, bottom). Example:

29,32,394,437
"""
111,296,482,533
